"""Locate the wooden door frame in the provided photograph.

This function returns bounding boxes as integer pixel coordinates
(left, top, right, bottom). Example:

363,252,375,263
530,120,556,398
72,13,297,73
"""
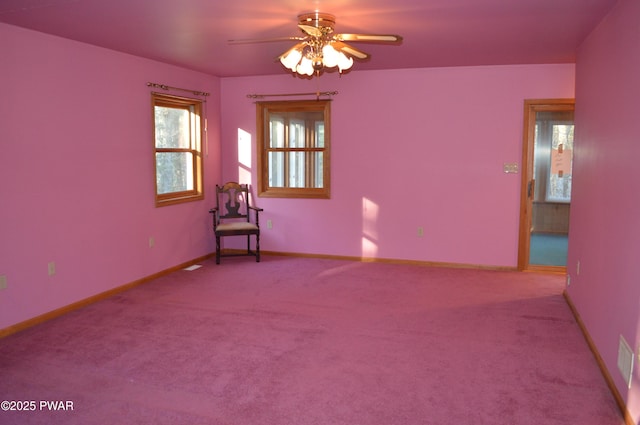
518,99,575,272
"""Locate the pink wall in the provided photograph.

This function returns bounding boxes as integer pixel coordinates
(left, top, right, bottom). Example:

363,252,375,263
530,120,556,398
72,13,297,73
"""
220,65,575,266
567,0,640,420
0,24,221,330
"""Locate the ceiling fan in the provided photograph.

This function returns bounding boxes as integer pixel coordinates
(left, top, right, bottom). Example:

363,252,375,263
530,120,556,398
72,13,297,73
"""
229,12,403,77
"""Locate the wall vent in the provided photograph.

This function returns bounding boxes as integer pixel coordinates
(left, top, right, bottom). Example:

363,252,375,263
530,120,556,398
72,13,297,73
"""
617,334,634,388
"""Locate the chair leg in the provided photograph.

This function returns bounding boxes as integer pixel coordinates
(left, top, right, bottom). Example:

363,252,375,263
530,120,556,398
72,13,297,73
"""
215,236,221,265
256,233,261,262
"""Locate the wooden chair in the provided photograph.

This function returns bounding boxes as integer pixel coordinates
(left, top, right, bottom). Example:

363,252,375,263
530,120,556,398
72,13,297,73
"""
209,182,263,264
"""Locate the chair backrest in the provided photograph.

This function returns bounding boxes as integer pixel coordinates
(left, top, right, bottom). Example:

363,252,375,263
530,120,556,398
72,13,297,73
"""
215,182,251,222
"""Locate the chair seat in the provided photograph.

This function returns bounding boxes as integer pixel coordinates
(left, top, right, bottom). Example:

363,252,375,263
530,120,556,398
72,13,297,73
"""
216,222,259,233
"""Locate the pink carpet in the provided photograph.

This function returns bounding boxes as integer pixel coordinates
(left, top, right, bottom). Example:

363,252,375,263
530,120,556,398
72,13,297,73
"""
0,256,624,424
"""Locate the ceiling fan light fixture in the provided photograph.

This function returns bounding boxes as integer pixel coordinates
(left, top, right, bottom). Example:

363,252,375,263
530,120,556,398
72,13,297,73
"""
283,45,353,76
272,12,401,77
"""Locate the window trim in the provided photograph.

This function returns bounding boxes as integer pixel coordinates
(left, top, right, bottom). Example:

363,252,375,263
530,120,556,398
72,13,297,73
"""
256,100,331,199
152,93,204,207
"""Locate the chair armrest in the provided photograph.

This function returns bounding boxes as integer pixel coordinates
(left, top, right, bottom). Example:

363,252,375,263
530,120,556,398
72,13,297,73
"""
209,208,219,230
248,206,263,226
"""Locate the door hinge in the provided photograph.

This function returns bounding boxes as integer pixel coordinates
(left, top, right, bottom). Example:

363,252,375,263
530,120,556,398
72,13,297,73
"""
527,179,536,199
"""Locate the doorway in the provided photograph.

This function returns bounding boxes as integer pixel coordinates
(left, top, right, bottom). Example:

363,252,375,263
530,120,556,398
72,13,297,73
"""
518,99,574,272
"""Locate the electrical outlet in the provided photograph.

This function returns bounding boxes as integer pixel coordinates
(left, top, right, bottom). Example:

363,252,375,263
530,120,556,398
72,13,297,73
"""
267,220,273,229
576,261,581,275
48,261,56,277
566,275,571,287
417,227,424,237
149,237,155,248
0,275,7,290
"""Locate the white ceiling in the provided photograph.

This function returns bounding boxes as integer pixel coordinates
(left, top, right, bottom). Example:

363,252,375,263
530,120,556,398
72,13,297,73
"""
0,0,617,77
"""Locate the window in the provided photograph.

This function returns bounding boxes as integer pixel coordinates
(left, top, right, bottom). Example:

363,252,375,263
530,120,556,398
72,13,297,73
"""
256,100,331,198
546,124,573,202
152,93,204,206
533,114,574,204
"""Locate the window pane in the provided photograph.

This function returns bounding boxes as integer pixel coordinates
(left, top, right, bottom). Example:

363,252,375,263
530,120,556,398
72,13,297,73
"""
552,124,574,150
315,122,325,148
289,119,306,148
156,152,194,194
314,152,324,188
548,174,572,202
269,115,285,148
154,106,191,149
268,151,284,187
289,152,305,187
547,124,574,202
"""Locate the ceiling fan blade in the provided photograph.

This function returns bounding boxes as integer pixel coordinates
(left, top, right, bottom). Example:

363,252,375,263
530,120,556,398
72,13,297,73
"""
298,24,323,38
228,36,305,45
332,41,370,60
336,34,403,43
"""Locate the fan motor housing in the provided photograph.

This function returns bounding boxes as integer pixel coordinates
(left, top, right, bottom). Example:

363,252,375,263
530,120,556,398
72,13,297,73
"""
298,12,336,29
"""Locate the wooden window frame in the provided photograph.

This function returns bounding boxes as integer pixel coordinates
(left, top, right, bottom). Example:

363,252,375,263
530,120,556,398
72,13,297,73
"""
256,100,331,199
152,93,204,207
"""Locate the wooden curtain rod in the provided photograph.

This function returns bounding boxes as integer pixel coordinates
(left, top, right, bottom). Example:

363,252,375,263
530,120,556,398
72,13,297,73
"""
246,91,338,100
146,82,210,97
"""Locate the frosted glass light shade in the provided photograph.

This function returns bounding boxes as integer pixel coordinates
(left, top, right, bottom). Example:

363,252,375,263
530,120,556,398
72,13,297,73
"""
337,53,353,72
296,57,314,76
322,44,340,68
280,49,302,71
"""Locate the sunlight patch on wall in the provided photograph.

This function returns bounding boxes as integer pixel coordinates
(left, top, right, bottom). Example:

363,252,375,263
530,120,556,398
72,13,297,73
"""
238,166,252,185
238,128,252,184
362,197,379,258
